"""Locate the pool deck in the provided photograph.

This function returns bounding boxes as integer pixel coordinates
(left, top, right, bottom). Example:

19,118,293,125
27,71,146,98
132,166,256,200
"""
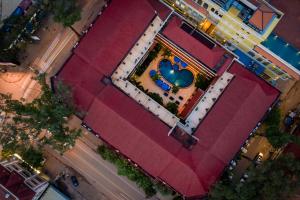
136,52,197,112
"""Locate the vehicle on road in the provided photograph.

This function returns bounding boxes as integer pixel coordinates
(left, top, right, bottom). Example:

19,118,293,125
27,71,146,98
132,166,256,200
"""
71,176,79,187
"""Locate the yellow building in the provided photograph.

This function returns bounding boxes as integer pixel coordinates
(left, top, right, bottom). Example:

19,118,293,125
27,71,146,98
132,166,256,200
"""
162,0,300,82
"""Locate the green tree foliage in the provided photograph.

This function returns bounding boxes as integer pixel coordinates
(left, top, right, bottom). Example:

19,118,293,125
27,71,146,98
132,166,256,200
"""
209,154,300,200
135,43,162,76
166,102,178,115
0,74,81,153
97,145,158,197
151,73,161,81
162,48,172,58
21,147,44,168
195,74,212,90
39,0,81,26
148,92,163,105
265,125,300,149
154,182,173,196
172,85,179,94
262,107,300,149
264,107,281,126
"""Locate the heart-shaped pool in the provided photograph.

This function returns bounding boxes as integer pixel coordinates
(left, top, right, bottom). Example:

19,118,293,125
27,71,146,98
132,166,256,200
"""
158,59,194,88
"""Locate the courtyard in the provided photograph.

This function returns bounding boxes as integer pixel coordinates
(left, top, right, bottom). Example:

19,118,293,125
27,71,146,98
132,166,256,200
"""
130,41,213,116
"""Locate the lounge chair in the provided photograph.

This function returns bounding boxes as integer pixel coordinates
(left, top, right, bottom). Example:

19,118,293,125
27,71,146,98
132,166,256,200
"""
149,70,156,77
181,61,188,68
174,56,181,63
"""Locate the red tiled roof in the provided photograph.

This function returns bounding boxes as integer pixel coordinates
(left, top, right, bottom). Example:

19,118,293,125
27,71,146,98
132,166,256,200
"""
162,16,231,70
147,0,172,21
180,89,203,119
249,4,275,31
193,62,279,176
74,0,156,76
0,166,35,200
58,54,105,111
57,0,280,197
83,62,279,197
84,86,207,196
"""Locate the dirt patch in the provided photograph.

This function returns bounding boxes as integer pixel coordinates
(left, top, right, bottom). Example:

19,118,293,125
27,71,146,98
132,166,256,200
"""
280,80,300,116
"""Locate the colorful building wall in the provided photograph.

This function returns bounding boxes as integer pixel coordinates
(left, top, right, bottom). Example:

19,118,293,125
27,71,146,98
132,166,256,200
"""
161,0,300,82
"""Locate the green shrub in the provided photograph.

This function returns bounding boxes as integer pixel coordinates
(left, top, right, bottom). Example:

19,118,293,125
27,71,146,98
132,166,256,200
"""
148,92,163,105
162,48,172,57
97,145,157,197
154,182,173,196
151,74,161,81
264,107,281,126
135,43,162,76
172,85,179,94
166,102,178,115
97,145,118,162
195,74,212,90
21,147,44,168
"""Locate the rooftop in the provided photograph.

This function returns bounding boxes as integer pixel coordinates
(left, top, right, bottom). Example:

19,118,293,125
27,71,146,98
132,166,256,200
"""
161,16,233,72
248,4,276,31
270,0,300,49
57,0,280,197
0,165,35,200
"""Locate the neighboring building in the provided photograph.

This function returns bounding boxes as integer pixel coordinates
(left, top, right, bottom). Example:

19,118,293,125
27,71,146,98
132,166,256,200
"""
162,0,300,84
39,185,70,200
56,0,279,198
0,157,48,200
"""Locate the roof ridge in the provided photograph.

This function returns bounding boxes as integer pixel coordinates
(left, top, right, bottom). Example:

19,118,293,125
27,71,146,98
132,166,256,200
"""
209,83,263,162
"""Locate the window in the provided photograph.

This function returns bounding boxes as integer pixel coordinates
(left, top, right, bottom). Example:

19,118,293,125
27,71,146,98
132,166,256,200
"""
211,7,215,12
197,0,203,6
203,3,208,9
257,57,263,62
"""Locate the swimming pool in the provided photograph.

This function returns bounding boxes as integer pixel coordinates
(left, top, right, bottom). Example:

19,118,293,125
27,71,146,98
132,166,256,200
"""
262,33,300,70
159,59,194,88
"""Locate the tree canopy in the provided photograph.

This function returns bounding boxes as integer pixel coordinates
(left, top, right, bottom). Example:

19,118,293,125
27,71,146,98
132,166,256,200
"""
38,0,81,27
0,74,81,155
262,107,300,149
166,102,178,115
209,154,300,200
264,107,281,126
195,74,212,90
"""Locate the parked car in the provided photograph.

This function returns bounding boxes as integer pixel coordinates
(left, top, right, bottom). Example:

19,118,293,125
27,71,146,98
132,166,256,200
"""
71,176,79,187
254,152,263,164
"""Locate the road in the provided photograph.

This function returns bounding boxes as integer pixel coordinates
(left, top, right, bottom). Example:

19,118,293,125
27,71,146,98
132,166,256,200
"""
47,137,147,200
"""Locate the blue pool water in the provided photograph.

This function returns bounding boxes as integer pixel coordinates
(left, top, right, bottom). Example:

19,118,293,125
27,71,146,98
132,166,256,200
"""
159,59,194,88
262,33,300,70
